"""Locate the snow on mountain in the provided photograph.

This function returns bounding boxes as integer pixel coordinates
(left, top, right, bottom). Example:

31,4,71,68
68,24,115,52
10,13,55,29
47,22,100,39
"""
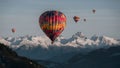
0,32,120,62
0,37,10,46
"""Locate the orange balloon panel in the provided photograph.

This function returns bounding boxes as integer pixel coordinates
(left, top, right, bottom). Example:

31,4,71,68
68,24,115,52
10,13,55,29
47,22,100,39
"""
39,10,66,43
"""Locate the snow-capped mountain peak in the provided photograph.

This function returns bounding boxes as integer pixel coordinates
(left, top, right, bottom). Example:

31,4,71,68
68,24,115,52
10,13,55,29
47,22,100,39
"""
99,35,119,45
0,32,120,48
91,34,99,41
0,32,120,61
72,32,86,39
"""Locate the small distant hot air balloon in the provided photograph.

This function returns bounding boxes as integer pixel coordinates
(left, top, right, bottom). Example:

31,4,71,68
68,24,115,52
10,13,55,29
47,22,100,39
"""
11,28,16,33
92,9,96,14
73,16,80,23
39,10,66,44
83,18,86,22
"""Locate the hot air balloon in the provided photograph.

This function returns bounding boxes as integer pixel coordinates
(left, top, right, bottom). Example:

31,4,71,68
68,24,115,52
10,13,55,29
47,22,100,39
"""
39,10,66,44
92,9,96,14
83,18,86,22
73,16,80,23
11,28,16,33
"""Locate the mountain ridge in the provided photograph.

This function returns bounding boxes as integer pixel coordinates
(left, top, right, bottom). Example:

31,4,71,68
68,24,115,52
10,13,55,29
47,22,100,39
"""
0,32,120,62
0,43,45,68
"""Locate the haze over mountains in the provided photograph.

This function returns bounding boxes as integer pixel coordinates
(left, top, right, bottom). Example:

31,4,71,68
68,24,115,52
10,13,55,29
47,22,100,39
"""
0,32,120,68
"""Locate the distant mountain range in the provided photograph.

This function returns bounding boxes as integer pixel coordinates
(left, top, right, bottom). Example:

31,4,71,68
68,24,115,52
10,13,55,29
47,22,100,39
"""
0,32,120,68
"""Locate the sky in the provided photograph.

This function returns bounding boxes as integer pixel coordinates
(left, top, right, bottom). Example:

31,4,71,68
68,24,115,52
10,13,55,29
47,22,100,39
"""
0,0,120,39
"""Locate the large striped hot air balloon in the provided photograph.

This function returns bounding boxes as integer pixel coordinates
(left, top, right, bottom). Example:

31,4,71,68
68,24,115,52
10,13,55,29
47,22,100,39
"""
39,10,66,44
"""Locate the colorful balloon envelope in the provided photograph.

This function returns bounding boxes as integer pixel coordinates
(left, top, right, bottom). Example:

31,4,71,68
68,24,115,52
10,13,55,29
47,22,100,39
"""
11,28,16,33
92,9,96,14
73,16,80,23
83,18,86,22
39,10,66,44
